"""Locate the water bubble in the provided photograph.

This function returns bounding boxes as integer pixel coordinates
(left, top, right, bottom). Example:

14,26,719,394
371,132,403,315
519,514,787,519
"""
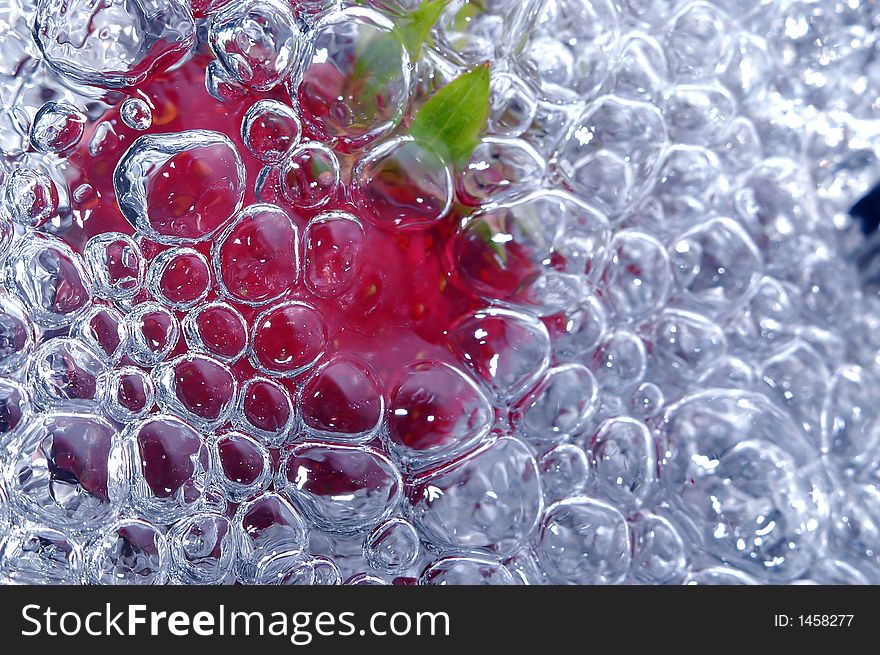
233,376,295,447
5,412,123,530
386,360,493,471
279,442,402,535
279,141,341,208
120,98,153,130
168,512,237,584
114,130,245,245
554,97,666,217
448,307,551,403
457,137,546,207
299,355,384,443
147,247,211,310
452,189,610,312
303,211,365,299
86,518,170,585
29,101,86,154
294,7,410,150
250,301,327,377
3,168,58,227
233,492,308,583
588,416,657,509
102,366,156,423
241,100,302,163
209,0,300,91
420,555,515,585
352,137,453,230
182,301,249,363
125,302,180,367
0,524,83,584
536,496,631,585
408,437,542,556
28,338,106,411
483,72,536,138
363,517,421,575
6,233,92,329
0,294,35,375
122,414,211,523
84,232,145,301
0,380,30,448
154,354,238,431
34,0,195,88
513,364,598,446
539,443,591,502
214,204,299,306
212,431,272,503
630,512,688,584
665,1,732,82
205,59,247,101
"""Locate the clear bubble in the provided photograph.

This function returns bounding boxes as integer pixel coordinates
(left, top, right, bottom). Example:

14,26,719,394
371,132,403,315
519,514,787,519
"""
602,230,672,322
169,512,237,584
3,167,58,227
5,412,124,530
233,376,295,447
279,442,402,535
0,294,35,375
420,555,515,585
408,437,543,556
588,416,657,509
630,513,688,584
29,101,86,154
114,130,245,245
0,379,31,448
457,137,546,208
214,204,300,306
5,233,92,329
554,96,666,217
451,189,610,313
233,492,308,583
146,247,212,310
182,301,249,363
448,307,551,403
352,137,453,230
212,431,272,502
513,364,597,446
102,366,156,423
303,211,365,299
34,0,195,88
293,7,410,150
86,518,170,585
241,99,302,163
122,414,211,524
125,301,180,367
120,98,153,130
154,354,238,431
386,360,492,471
0,523,83,584
299,355,384,443
250,301,327,377
28,338,106,411
539,443,591,502
363,517,421,575
209,0,300,91
70,305,129,367
84,232,145,301
536,496,631,585
279,141,341,208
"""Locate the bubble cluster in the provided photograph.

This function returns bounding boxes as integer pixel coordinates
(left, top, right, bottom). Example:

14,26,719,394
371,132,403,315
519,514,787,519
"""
1,0,879,586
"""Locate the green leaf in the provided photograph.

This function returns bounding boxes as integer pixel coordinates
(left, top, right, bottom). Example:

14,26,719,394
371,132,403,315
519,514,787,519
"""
398,0,451,60
410,62,490,166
